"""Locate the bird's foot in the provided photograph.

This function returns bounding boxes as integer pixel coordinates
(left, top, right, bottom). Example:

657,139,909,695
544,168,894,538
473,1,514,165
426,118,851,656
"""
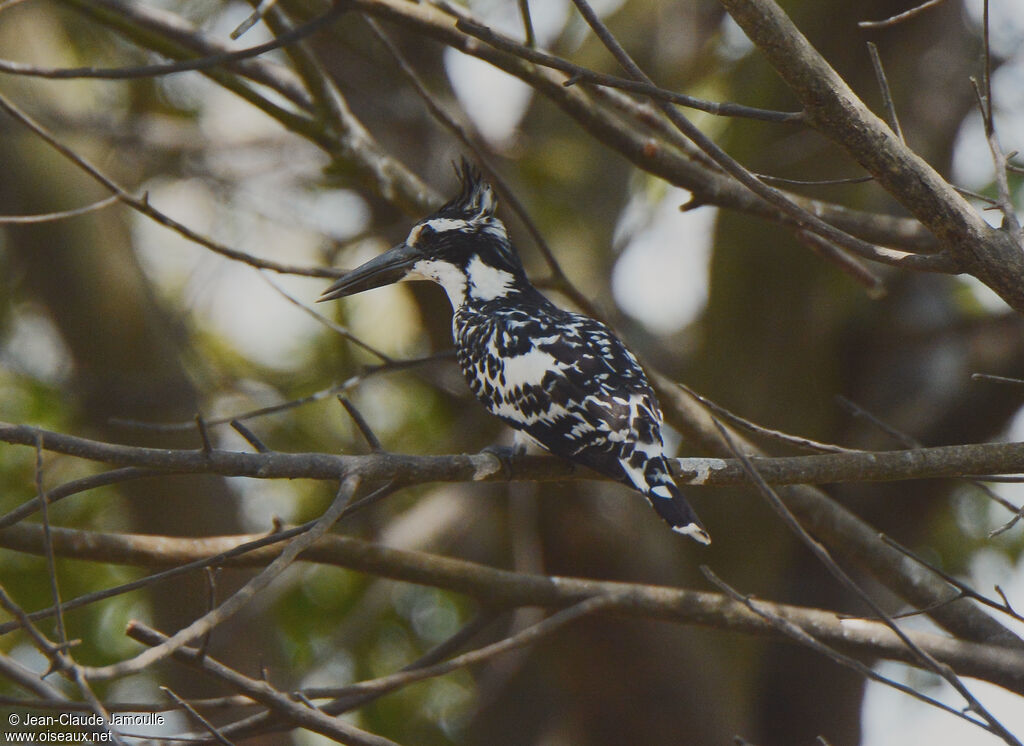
479,443,526,481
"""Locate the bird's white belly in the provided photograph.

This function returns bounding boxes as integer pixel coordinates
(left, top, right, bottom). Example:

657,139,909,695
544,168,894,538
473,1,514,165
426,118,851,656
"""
498,346,564,387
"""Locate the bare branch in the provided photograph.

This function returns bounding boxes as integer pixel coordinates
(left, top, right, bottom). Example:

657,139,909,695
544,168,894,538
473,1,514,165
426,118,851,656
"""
0,2,349,81
675,382,859,454
652,377,1024,649
353,0,942,255
972,0,1024,242
109,353,452,433
567,0,956,276
0,520,319,637
710,419,1023,744
0,90,336,278
455,17,803,123
79,477,367,681
12,420,1024,493
794,229,887,296
5,522,1024,694
161,686,235,746
310,596,618,702
127,623,402,746
702,567,993,733
719,0,1024,312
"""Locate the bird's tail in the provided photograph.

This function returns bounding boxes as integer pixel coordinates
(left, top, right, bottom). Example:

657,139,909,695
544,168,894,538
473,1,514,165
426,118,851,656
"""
639,457,711,545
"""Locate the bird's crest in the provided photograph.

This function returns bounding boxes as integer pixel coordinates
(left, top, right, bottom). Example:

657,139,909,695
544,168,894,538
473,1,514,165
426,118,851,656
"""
438,159,498,221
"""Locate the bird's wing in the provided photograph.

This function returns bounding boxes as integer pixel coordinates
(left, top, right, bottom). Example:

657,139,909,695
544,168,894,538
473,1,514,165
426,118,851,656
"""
466,306,710,544
485,308,666,485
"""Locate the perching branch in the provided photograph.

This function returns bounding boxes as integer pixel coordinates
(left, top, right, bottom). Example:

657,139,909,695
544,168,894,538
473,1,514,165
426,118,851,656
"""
7,419,1024,499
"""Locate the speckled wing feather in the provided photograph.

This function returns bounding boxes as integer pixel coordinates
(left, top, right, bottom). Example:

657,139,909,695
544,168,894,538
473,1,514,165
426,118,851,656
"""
454,296,708,543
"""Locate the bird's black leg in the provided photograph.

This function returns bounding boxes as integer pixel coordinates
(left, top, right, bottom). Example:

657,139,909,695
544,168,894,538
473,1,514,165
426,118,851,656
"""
480,435,528,480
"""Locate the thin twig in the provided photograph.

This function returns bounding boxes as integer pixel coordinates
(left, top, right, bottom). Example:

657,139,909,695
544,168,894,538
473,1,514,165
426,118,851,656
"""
879,535,1024,624
702,566,993,732
795,229,887,296
0,519,319,636
161,686,236,746
0,91,336,278
973,373,1024,387
297,595,621,703
709,417,1023,746
259,271,392,361
197,568,220,660
0,3,349,80
34,436,67,653
220,610,502,738
0,586,71,669
0,653,68,702
260,3,351,136
866,42,903,141
195,414,214,454
971,0,1023,242
837,395,1023,520
858,0,949,29
232,0,282,39
128,623,401,746
517,0,536,47
456,18,803,124
753,172,873,187
79,477,370,681
321,609,499,713
109,352,452,432
0,194,120,224
338,397,384,453
230,420,271,453
0,467,163,531
565,0,955,275
676,382,860,454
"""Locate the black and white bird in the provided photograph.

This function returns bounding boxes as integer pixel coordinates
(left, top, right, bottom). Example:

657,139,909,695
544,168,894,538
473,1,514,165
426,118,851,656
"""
320,164,710,544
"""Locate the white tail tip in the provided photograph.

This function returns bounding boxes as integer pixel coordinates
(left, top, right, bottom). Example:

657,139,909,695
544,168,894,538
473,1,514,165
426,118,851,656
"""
673,522,712,546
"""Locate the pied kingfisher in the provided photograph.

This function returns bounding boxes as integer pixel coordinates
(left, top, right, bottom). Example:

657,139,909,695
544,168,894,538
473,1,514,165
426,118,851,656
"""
320,163,709,544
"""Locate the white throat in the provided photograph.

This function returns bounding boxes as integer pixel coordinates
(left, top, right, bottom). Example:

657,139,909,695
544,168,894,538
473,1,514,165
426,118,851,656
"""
409,259,467,307
407,254,517,308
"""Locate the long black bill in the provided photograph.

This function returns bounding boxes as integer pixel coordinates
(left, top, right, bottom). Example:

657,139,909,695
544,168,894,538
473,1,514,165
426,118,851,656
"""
318,242,420,302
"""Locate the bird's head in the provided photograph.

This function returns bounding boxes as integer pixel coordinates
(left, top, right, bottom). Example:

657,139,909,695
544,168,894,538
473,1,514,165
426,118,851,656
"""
319,162,528,307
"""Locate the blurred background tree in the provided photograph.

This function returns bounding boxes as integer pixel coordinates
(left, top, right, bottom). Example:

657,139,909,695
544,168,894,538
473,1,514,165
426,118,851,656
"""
1,0,1023,744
